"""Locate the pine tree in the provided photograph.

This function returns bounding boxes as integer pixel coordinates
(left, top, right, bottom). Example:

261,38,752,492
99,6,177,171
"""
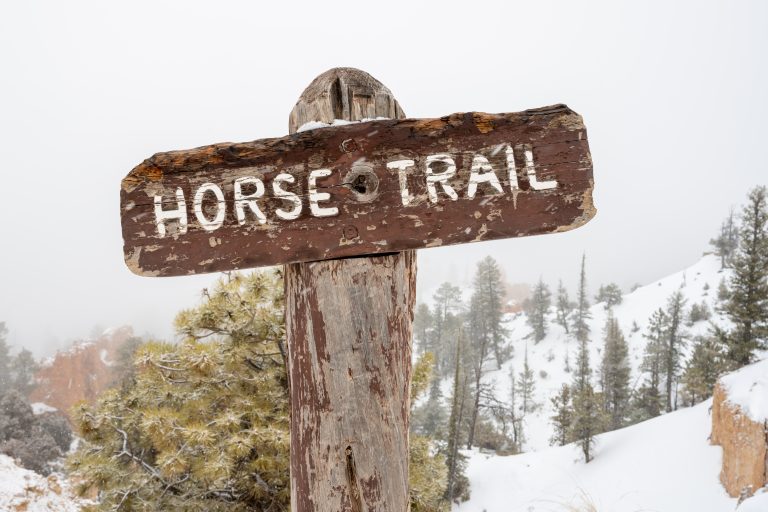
595,283,623,310
466,257,508,448
517,345,536,415
549,384,572,446
573,335,591,395
70,271,452,511
446,329,470,505
633,309,666,421
431,283,462,374
599,316,630,430
569,383,604,463
0,323,11,394
413,303,434,356
472,257,509,368
681,332,727,406
555,280,572,333
726,185,768,366
663,290,687,412
572,254,591,343
525,278,552,342
10,349,38,395
710,208,739,269
508,371,524,450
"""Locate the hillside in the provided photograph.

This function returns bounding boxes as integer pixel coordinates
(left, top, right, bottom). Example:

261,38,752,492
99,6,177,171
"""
466,254,729,451
455,400,736,512
0,455,86,512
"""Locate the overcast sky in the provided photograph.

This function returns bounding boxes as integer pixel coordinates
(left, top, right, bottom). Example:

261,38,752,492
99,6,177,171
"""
1,1,766,357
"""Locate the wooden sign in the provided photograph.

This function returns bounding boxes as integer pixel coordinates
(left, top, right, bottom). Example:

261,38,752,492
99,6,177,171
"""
120,104,594,277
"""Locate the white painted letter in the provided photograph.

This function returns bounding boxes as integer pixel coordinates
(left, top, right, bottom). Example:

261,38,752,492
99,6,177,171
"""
273,173,302,220
193,183,226,232
234,176,266,225
308,168,338,218
425,154,458,203
387,159,415,206
505,145,520,190
467,155,503,198
524,146,557,190
154,187,188,237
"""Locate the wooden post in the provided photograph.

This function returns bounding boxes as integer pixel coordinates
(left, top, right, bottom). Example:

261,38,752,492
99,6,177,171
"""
284,68,416,512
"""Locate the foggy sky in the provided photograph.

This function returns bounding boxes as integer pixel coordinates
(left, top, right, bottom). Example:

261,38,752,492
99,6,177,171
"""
1,1,766,357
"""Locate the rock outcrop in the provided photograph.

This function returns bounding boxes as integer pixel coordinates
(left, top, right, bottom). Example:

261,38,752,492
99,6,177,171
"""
711,360,768,499
28,326,134,422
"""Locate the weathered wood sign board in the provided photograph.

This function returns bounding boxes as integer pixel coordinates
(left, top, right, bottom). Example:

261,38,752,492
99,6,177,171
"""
120,104,594,277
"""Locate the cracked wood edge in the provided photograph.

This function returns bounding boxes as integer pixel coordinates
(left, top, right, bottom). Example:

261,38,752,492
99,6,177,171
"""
120,103,594,277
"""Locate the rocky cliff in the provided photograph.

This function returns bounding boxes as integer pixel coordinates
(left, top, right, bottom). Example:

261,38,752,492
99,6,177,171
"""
28,326,135,422
711,360,768,499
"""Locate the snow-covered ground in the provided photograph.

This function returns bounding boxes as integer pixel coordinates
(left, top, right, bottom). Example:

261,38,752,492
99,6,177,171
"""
466,254,730,452
0,455,86,512
455,400,736,512
719,358,768,423
431,254,756,511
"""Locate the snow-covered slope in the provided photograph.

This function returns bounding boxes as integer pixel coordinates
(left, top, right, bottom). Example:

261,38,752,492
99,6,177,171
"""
719,358,768,424
475,254,730,451
455,400,736,512
0,455,86,512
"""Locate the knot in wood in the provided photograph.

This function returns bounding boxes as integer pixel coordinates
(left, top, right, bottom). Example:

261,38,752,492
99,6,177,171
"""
344,164,379,203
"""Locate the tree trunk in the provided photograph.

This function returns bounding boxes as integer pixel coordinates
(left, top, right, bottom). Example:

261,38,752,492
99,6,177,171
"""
284,68,415,512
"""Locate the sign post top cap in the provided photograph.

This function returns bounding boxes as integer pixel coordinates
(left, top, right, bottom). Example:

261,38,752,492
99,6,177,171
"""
289,67,405,134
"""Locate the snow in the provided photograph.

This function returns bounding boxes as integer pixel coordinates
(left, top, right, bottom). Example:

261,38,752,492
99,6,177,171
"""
460,254,731,452
296,117,390,133
738,490,768,511
0,454,87,511
30,402,57,415
455,400,736,512
719,358,768,423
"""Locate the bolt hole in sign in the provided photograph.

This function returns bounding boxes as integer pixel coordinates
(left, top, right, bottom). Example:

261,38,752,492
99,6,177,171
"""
120,105,594,277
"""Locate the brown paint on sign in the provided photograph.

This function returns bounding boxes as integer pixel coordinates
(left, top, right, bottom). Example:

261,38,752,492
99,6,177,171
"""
120,104,594,277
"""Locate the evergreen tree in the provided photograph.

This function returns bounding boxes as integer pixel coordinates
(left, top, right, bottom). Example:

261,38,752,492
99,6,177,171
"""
430,284,465,378
632,309,667,421
10,348,38,395
569,384,605,463
70,271,452,511
688,301,711,325
595,283,623,310
507,371,524,450
516,345,536,415
525,278,551,343
466,257,508,448
446,329,471,505
413,303,434,355
555,280,573,333
663,290,687,412
573,335,591,394
549,384,572,446
709,208,739,269
472,257,509,368
599,316,630,430
572,254,591,343
0,323,11,394
726,185,768,366
681,332,727,406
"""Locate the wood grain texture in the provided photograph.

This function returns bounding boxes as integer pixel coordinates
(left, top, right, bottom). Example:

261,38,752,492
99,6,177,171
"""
120,102,594,277
285,68,414,512
285,252,416,512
